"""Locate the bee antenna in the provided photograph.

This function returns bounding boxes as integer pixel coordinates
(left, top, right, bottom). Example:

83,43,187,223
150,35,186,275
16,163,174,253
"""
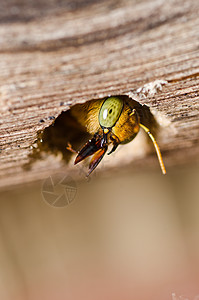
140,124,166,175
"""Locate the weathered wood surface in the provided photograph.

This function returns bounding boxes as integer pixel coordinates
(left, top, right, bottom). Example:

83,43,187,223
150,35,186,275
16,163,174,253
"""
0,0,199,190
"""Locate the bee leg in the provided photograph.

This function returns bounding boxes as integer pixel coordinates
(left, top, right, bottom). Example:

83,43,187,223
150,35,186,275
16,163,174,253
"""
107,143,118,155
66,142,78,154
87,145,108,176
107,134,120,155
75,136,102,165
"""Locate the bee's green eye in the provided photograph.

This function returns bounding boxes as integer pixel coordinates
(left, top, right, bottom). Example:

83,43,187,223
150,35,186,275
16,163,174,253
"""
99,97,123,128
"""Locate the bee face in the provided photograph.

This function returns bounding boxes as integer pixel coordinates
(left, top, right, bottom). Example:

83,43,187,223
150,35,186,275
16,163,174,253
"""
70,95,166,176
98,96,140,145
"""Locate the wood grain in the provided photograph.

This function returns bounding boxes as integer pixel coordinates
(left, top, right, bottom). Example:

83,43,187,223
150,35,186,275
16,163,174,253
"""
0,0,199,189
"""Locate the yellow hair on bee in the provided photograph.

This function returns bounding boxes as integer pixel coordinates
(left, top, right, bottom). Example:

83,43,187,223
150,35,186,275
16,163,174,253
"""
71,99,104,135
112,101,140,144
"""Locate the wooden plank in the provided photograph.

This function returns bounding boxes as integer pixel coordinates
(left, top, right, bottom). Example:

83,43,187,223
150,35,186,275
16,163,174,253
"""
0,0,199,189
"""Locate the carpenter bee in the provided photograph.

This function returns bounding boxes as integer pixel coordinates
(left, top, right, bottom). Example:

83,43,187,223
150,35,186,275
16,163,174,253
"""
68,95,166,176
